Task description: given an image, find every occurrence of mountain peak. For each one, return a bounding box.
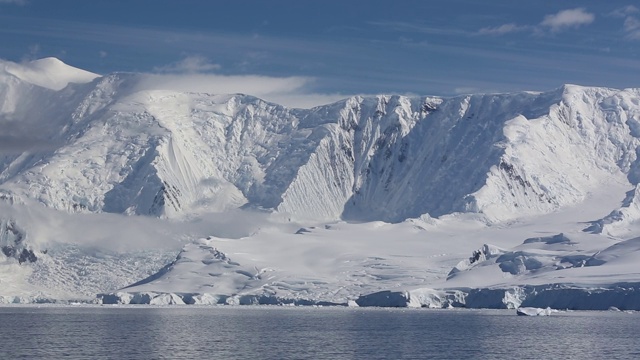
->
[29,57,66,67]
[2,57,100,91]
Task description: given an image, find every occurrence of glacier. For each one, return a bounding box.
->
[2,57,640,309]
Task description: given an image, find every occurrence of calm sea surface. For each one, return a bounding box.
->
[0,306,637,359]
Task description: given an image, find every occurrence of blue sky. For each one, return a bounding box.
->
[1,0,639,106]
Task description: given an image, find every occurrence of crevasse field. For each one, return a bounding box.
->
[1,58,640,309]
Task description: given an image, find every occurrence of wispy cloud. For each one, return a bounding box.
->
[134,73,349,109]
[609,5,639,18]
[624,17,640,39]
[136,73,309,97]
[610,5,640,40]
[153,55,221,74]
[477,23,530,36]
[368,21,471,36]
[1,200,280,253]
[478,8,595,36]
[540,8,595,32]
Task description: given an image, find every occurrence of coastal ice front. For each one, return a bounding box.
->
[1,58,640,309]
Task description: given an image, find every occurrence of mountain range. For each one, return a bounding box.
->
[1,58,640,309]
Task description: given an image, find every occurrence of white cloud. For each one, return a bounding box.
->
[153,55,221,74]
[134,73,349,108]
[99,50,108,58]
[137,73,308,96]
[477,23,529,36]
[610,5,639,18]
[624,16,640,39]
[610,6,640,40]
[1,200,283,253]
[540,8,595,32]
[477,8,594,37]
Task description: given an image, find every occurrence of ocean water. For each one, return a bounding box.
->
[0,306,638,359]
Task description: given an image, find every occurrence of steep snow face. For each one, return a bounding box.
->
[339,93,551,221]
[470,86,640,220]
[1,62,640,223]
[108,90,320,217]
[342,87,640,222]
[0,74,153,213]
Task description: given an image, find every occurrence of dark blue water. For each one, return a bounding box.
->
[0,306,637,359]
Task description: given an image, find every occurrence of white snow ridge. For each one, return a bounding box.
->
[2,57,640,309]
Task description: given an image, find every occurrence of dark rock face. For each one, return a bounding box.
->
[1,220,37,264]
[1,245,37,264]
[18,248,37,264]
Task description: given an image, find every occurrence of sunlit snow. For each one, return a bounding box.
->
[2,58,640,309]
[2,57,99,91]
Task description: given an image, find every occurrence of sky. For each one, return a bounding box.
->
[0,0,639,107]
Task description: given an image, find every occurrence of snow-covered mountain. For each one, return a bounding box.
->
[3,58,639,223]
[2,58,640,308]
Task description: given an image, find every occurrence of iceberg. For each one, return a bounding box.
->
[516,307,553,316]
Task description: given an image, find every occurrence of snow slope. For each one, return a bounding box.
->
[2,58,640,307]
[101,183,640,309]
